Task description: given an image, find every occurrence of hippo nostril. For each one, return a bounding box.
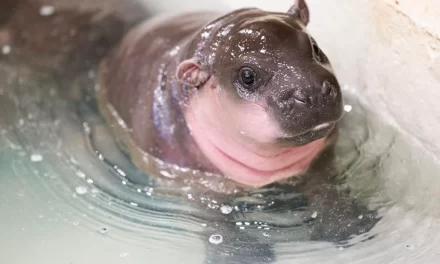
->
[322,81,337,98]
[295,98,307,104]
[293,91,308,105]
[322,81,331,94]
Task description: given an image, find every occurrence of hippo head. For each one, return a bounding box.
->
[176,0,344,187]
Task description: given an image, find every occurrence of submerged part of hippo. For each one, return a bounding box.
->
[97,0,344,188]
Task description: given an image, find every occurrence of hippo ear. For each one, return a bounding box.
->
[176,59,210,88]
[287,0,310,26]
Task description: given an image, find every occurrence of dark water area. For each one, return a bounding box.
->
[1,1,440,264]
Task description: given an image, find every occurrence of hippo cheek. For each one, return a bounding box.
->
[187,79,286,145]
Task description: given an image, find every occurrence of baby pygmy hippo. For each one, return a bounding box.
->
[97,0,344,189]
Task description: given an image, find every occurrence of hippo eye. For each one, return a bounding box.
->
[239,67,257,88]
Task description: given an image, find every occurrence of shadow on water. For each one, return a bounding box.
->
[1,1,440,264]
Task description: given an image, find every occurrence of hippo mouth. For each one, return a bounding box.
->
[279,122,335,146]
[211,137,327,187]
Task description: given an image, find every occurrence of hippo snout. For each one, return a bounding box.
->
[268,80,343,146]
[292,81,339,107]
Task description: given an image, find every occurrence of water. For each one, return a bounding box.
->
[2,3,440,264]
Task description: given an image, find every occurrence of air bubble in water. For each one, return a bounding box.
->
[75,186,87,195]
[76,171,86,178]
[30,154,43,162]
[120,252,129,258]
[99,227,108,234]
[208,234,223,245]
[220,205,233,215]
[406,244,415,250]
[344,104,353,112]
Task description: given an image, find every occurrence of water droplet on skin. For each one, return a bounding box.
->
[169,46,180,56]
[208,234,223,245]
[30,154,43,162]
[75,186,87,195]
[2,45,11,55]
[88,70,95,78]
[39,6,55,16]
[201,32,210,39]
[220,205,233,215]
[99,227,108,234]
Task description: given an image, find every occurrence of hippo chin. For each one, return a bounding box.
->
[97,0,344,188]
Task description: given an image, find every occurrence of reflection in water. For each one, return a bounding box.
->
[1,2,440,264]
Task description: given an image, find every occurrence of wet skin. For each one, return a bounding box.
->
[98,0,344,188]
